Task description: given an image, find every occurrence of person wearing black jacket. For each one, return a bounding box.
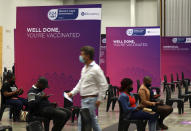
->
[27,77,71,131]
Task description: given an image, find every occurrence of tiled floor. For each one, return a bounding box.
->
[1,89,191,131]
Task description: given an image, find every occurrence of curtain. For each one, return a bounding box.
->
[165,0,191,36]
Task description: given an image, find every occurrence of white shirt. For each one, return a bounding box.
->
[71,61,108,101]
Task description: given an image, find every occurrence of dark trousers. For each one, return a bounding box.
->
[6,97,28,121]
[40,107,71,131]
[129,110,158,131]
[130,110,158,121]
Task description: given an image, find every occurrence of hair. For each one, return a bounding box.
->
[143,76,152,84]
[120,78,133,92]
[7,72,14,81]
[80,46,95,60]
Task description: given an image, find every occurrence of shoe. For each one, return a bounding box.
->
[159,123,168,130]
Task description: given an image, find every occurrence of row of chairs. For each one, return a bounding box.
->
[164,73,191,114]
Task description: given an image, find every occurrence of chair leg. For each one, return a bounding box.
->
[178,105,181,114]
[71,111,75,123]
[112,100,117,111]
[106,99,112,112]
[0,106,6,121]
[189,97,191,108]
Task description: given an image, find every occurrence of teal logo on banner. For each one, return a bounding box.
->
[48,8,78,20]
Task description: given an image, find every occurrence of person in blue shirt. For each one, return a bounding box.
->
[118,78,158,131]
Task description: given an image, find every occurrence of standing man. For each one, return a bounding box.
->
[67,46,108,131]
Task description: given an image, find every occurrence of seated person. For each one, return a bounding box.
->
[118,78,158,131]
[139,76,173,130]
[2,72,28,121]
[27,77,71,131]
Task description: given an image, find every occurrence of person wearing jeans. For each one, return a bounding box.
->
[68,46,108,131]
[78,97,100,131]
[118,78,158,131]
[2,72,28,121]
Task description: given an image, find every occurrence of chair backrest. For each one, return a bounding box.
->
[164,75,167,83]
[177,73,180,81]
[171,74,174,83]
[184,80,189,94]
[133,93,140,103]
[137,80,141,93]
[80,108,92,131]
[106,76,110,84]
[177,84,182,98]
[108,85,119,98]
[166,85,172,102]
[182,72,184,80]
[113,86,119,97]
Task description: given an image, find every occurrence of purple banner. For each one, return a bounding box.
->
[100,34,106,74]
[15,4,101,106]
[106,27,160,91]
[161,37,191,80]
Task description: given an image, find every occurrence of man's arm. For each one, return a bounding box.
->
[70,79,81,96]
[95,68,108,102]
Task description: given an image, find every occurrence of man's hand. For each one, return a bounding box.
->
[95,101,101,108]
[41,94,50,99]
[136,105,144,110]
[18,89,24,95]
[15,89,21,95]
[67,93,73,98]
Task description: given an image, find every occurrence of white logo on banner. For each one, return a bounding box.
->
[102,38,106,43]
[172,38,177,43]
[126,29,133,36]
[48,9,58,20]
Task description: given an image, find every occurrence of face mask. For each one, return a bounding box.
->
[128,87,133,92]
[145,84,151,88]
[79,55,85,63]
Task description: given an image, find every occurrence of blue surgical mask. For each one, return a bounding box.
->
[79,55,85,63]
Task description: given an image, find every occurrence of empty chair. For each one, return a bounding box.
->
[163,75,174,92]
[106,85,119,112]
[165,86,184,114]
[176,84,191,108]
[184,80,191,94]
[182,72,190,86]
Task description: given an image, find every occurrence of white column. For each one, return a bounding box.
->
[130,0,136,26]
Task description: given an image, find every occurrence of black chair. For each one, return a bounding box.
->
[26,112,50,131]
[106,85,119,112]
[182,72,190,86]
[176,84,191,108]
[165,86,184,114]
[133,93,140,104]
[104,77,110,100]
[64,91,80,123]
[80,108,92,131]
[163,75,174,92]
[26,121,43,131]
[0,125,12,131]
[137,80,141,93]
[0,89,13,121]
[184,80,191,94]
[118,100,147,131]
